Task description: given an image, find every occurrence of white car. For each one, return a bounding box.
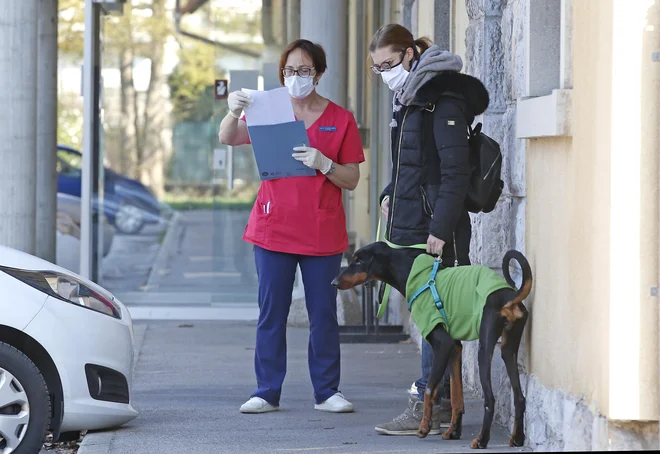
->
[0,245,138,453]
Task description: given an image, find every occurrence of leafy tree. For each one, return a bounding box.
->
[167,41,219,122]
[58,0,85,57]
[58,0,172,195]
[57,97,83,148]
[57,0,264,197]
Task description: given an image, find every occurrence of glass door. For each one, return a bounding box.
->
[89,0,277,319]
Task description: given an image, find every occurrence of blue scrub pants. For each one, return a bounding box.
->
[252,245,343,406]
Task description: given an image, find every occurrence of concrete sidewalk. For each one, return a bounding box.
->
[78,321,527,454]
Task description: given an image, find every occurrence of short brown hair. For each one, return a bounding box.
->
[278,39,328,85]
[368,23,432,60]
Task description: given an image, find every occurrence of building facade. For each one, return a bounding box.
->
[1,0,656,450]
[313,0,660,449]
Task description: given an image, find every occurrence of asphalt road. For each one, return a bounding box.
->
[79,321,526,454]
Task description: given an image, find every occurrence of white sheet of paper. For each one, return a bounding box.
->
[242,87,295,126]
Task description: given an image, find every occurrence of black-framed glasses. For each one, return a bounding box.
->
[370,51,405,74]
[282,66,316,78]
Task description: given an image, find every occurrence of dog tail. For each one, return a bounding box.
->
[500,250,532,327]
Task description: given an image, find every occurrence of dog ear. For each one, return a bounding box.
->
[364,247,385,282]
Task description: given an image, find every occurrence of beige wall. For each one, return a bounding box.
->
[349,146,373,247]
[451,0,468,61]
[526,0,658,420]
[635,0,659,422]
[416,0,435,39]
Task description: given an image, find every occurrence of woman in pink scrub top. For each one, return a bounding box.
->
[219,39,365,415]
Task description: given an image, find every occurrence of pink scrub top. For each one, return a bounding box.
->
[242,101,365,256]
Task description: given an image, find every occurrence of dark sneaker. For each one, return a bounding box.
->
[375,396,452,435]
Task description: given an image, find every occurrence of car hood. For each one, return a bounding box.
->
[0,245,112,297]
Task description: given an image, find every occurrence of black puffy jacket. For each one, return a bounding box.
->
[380,71,489,265]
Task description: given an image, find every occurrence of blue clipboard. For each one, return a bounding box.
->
[247,120,317,180]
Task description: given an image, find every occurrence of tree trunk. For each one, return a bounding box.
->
[119,45,138,178]
[139,0,167,199]
[261,0,281,62]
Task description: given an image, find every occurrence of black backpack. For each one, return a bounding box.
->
[464,122,503,213]
[422,103,503,214]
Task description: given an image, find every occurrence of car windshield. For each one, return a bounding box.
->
[57,149,83,170]
[56,155,81,177]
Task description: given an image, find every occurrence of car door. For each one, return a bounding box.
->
[56,152,82,197]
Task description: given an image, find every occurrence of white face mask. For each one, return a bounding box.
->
[284,75,315,99]
[381,63,409,92]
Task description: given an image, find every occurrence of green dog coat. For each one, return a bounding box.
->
[406,254,514,341]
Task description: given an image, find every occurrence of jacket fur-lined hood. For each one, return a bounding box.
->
[412,71,490,116]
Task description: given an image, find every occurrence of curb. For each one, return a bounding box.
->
[144,211,182,290]
[77,324,149,454]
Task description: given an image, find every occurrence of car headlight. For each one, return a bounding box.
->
[0,266,121,319]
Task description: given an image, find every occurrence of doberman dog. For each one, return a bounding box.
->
[331,241,532,449]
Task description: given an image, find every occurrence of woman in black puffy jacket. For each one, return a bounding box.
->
[368,23,490,436]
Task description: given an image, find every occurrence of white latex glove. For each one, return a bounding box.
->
[292,146,333,173]
[228,91,251,117]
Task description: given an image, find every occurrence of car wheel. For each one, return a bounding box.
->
[0,343,50,454]
[114,203,145,235]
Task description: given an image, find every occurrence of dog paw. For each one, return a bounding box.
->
[509,434,525,447]
[442,426,461,440]
[470,438,488,449]
[418,420,431,438]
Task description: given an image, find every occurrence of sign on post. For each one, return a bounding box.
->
[213,148,227,171]
[214,79,228,99]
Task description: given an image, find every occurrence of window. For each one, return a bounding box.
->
[57,149,83,170]
[517,0,573,138]
[526,0,573,95]
[56,156,81,178]
[527,0,562,97]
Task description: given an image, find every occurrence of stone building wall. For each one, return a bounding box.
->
[460,0,528,434]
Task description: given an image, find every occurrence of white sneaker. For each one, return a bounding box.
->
[409,381,418,396]
[314,392,354,413]
[239,397,279,413]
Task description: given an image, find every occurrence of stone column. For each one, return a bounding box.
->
[464,0,523,269]
[433,0,450,50]
[0,0,38,253]
[300,0,348,107]
[286,0,300,42]
[401,0,416,31]
[461,0,528,430]
[36,0,58,262]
